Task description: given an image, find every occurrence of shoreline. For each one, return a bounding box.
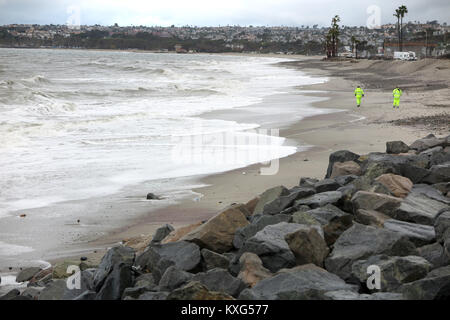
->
[1,54,448,285]
[0,54,327,279]
[0,46,315,59]
[90,57,448,255]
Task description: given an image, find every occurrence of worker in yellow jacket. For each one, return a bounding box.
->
[354,86,365,108]
[393,86,403,109]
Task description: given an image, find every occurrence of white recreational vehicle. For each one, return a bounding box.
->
[393,51,417,61]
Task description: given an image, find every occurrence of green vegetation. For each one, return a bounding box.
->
[0,27,324,55]
[394,5,408,51]
[325,15,340,58]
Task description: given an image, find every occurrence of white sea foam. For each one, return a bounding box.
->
[0,49,327,218]
[0,241,34,256]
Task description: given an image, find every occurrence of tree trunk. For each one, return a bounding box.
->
[400,17,403,51]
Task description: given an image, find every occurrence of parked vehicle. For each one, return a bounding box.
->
[394,51,417,61]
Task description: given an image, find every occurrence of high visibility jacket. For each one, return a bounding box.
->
[354,87,364,97]
[393,88,402,99]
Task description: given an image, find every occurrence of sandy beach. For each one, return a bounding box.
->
[80,56,450,262]
[1,54,448,286]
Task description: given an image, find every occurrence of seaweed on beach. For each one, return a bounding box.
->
[383,113,450,132]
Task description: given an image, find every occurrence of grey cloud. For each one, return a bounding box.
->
[0,0,448,27]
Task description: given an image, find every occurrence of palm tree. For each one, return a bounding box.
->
[398,5,408,51]
[328,15,340,57]
[351,36,356,56]
[351,36,361,59]
[324,15,340,58]
[325,33,332,58]
[394,9,401,51]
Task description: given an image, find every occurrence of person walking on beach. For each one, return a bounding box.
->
[393,86,403,109]
[354,86,364,108]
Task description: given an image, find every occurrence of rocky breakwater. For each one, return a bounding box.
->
[2,133,450,300]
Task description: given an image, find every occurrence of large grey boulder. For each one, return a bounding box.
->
[400,164,431,184]
[93,246,135,291]
[253,186,289,216]
[363,153,429,182]
[16,267,42,283]
[0,289,20,300]
[366,152,430,169]
[167,281,234,300]
[62,269,95,300]
[363,161,397,180]
[411,184,450,205]
[158,266,193,292]
[233,214,291,249]
[238,264,357,300]
[239,222,310,272]
[138,291,169,300]
[326,150,360,179]
[335,174,358,186]
[434,211,450,243]
[433,182,450,195]
[355,209,391,227]
[324,223,417,280]
[294,204,353,246]
[122,273,158,300]
[192,268,245,297]
[181,204,249,253]
[38,280,67,300]
[285,226,329,267]
[400,265,450,300]
[95,263,133,300]
[21,287,45,300]
[351,191,402,216]
[386,141,410,154]
[151,224,174,244]
[314,179,342,193]
[351,255,431,292]
[73,290,97,300]
[294,191,343,209]
[428,149,450,167]
[262,187,315,215]
[122,286,154,300]
[299,177,319,188]
[383,219,436,247]
[201,249,231,271]
[133,273,157,288]
[134,241,201,283]
[409,134,447,153]
[417,243,450,269]
[393,192,449,225]
[422,162,450,184]
[324,290,404,300]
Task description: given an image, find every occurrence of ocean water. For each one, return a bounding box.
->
[0,48,327,219]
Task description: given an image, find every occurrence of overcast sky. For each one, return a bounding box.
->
[0,0,448,27]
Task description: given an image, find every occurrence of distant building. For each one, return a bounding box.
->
[384,41,439,58]
[174,44,187,53]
